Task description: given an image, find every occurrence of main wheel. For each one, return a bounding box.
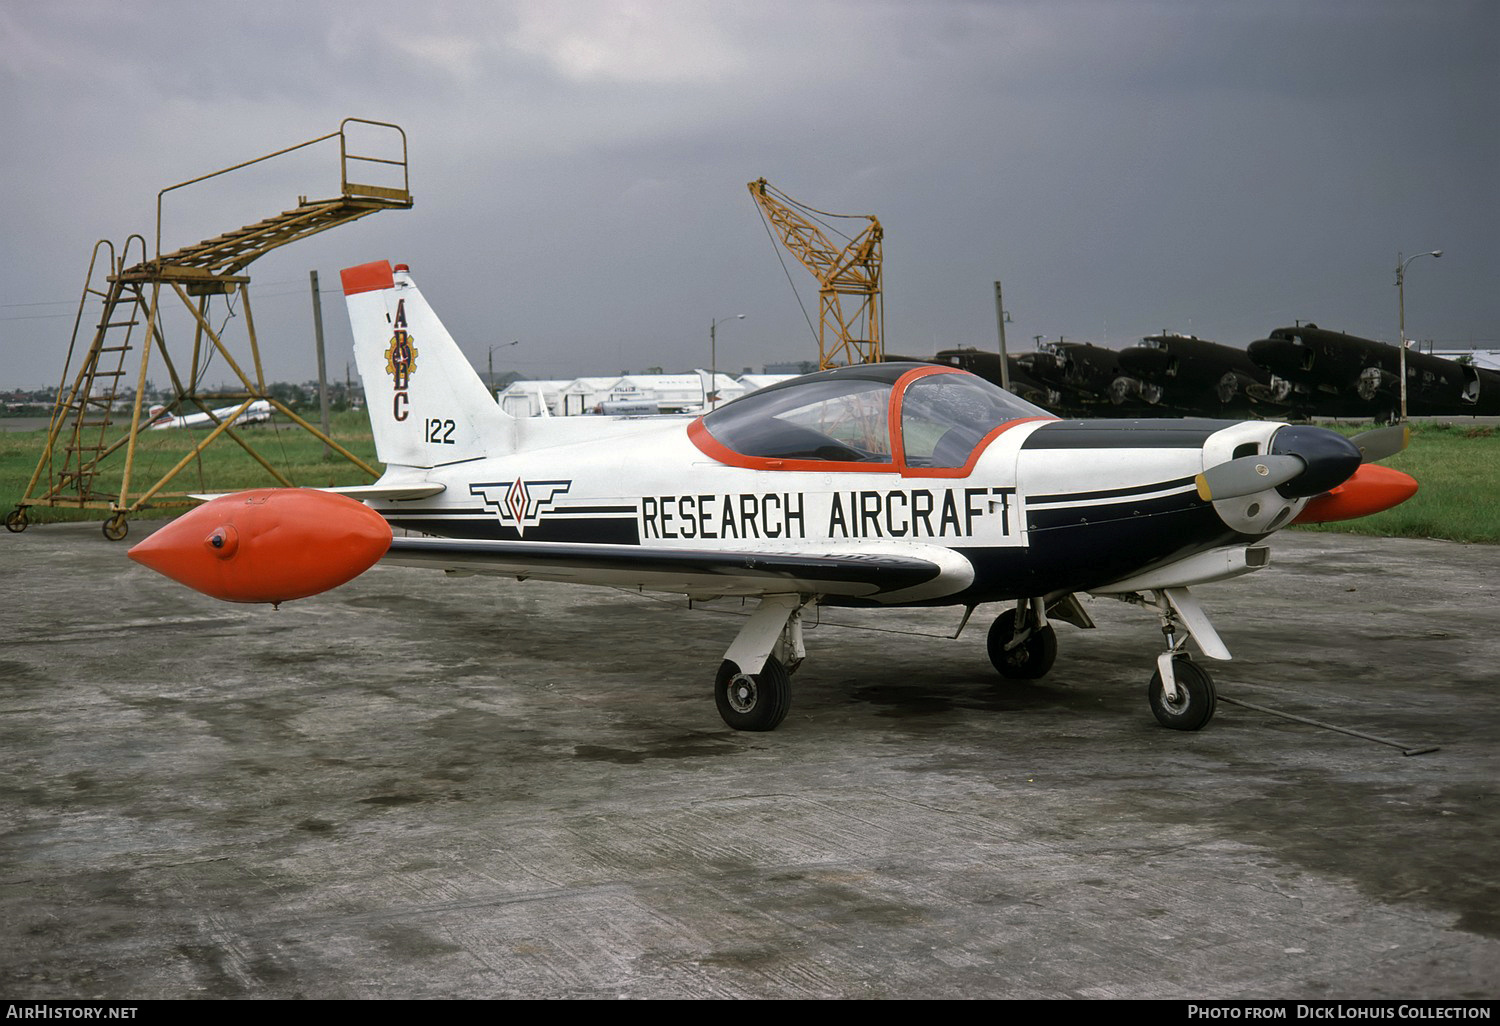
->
[715,656,792,732]
[1148,657,1217,731]
[102,515,129,541]
[987,608,1057,679]
[5,509,26,533]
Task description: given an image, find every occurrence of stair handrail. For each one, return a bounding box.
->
[153,118,409,264]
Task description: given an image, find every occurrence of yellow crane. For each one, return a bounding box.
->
[747,178,883,368]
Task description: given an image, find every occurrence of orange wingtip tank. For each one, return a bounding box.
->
[1290,464,1419,525]
[128,489,393,604]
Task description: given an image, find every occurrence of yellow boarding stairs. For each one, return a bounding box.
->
[8,119,412,539]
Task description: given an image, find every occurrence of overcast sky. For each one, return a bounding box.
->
[2,0,1495,389]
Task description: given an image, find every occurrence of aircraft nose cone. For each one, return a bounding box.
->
[1269,425,1363,497]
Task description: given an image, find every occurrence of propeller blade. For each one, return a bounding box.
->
[1194,453,1306,501]
[1350,424,1410,464]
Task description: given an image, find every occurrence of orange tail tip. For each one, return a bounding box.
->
[128,489,393,604]
[339,260,394,296]
[1291,464,1419,525]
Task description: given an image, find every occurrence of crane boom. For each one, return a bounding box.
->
[747,178,883,368]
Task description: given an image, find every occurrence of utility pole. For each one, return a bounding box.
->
[993,281,1011,391]
[310,270,332,459]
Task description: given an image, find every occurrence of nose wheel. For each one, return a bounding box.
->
[1148,656,1217,731]
[1098,586,1230,731]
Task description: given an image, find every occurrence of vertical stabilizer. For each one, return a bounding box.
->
[341,261,513,468]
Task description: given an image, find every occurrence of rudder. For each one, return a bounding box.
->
[341,261,513,468]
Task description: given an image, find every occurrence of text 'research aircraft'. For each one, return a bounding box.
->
[128,261,1419,734]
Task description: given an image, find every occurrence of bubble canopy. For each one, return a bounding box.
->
[692,363,1053,474]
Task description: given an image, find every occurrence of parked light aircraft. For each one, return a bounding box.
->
[128,261,1419,733]
[146,399,273,430]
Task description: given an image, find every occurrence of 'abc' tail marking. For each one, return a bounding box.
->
[341,261,513,469]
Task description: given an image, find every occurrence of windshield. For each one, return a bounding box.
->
[901,373,1050,468]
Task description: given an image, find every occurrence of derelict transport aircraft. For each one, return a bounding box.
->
[128,261,1420,734]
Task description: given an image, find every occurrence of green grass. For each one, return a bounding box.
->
[2,411,381,527]
[4,415,1496,544]
[1293,421,1500,544]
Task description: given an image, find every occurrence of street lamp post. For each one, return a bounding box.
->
[710,314,746,408]
[1395,250,1441,421]
[488,340,519,395]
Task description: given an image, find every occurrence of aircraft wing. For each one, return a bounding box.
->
[383,536,958,600]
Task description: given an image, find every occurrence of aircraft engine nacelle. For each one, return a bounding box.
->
[128,489,393,605]
[1108,376,1161,406]
[1357,366,1399,402]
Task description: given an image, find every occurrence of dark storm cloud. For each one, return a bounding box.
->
[2,0,1494,388]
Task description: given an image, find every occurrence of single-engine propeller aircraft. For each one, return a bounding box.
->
[146,399,274,430]
[128,261,1420,733]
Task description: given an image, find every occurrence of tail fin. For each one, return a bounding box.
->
[341,261,513,468]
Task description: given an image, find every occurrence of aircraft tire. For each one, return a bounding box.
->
[715,656,791,732]
[1148,658,1217,731]
[987,609,1057,679]
[103,515,128,542]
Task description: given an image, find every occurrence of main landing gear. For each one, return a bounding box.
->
[713,594,809,732]
[986,599,1059,679]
